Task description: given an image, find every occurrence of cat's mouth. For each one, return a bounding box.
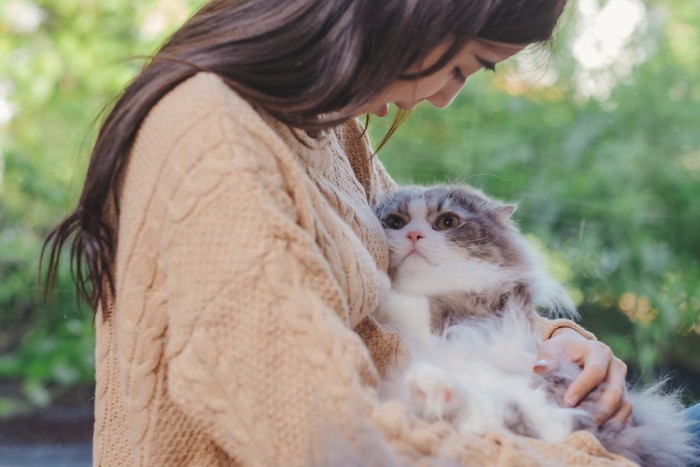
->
[395,248,434,267]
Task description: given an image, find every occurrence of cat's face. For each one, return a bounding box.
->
[375,186,519,274]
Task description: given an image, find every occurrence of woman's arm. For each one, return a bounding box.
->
[160,139,384,465]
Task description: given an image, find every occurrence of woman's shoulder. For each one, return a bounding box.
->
[161,72,250,113]
[135,71,304,177]
[146,72,261,137]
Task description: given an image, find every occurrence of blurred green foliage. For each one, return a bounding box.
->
[0,0,202,415]
[0,0,698,415]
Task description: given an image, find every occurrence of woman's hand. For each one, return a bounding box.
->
[534,327,633,427]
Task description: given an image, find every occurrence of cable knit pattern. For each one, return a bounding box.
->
[93,72,636,466]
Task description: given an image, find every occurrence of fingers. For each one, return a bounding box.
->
[533,352,563,375]
[563,341,612,407]
[564,347,631,427]
[594,358,629,426]
[532,359,550,374]
[533,328,575,374]
[533,343,557,374]
[536,329,634,427]
[538,329,634,427]
[606,397,634,430]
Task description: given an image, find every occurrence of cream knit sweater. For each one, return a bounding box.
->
[94,73,635,466]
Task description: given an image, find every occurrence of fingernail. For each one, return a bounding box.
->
[533,359,549,371]
[564,397,577,408]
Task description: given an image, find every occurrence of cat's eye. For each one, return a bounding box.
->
[435,214,460,230]
[384,214,406,230]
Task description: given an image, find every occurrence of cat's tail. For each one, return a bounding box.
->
[594,381,699,467]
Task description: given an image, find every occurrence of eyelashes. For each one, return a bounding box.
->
[476,57,497,72]
[452,57,497,85]
[452,66,467,84]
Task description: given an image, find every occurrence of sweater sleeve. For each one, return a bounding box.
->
[158,97,396,465]
[156,75,631,467]
[536,315,597,341]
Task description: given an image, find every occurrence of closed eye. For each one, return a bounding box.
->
[476,56,496,72]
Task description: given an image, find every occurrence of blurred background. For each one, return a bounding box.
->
[0,0,698,464]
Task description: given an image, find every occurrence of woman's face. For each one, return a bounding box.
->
[361,40,526,117]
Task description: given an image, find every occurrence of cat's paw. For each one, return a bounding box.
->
[405,362,462,422]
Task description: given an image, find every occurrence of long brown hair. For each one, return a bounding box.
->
[42,0,568,313]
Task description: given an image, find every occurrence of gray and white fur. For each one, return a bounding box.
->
[374,185,697,467]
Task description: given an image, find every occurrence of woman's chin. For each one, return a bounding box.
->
[374,104,389,117]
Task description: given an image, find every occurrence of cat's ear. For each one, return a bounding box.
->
[495,203,517,221]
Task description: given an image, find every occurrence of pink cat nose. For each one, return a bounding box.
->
[407,231,425,244]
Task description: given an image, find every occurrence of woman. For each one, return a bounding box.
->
[44,0,640,465]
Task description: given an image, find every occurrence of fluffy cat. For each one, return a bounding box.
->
[374,184,697,467]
